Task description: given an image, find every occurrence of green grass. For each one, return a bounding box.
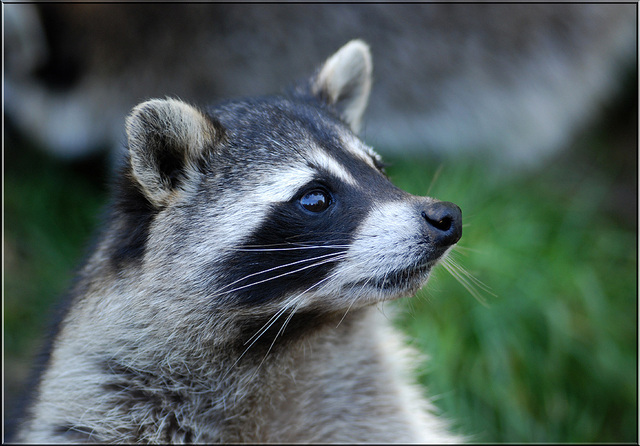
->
[4,141,107,356]
[4,133,109,433]
[4,128,637,442]
[387,153,637,442]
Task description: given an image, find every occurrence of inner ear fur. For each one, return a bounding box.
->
[125,98,220,207]
[311,39,373,134]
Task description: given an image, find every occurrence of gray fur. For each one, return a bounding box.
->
[16,41,463,443]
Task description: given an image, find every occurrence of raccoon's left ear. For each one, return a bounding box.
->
[125,98,221,207]
[311,39,373,133]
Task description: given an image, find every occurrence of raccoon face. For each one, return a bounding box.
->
[120,40,461,316]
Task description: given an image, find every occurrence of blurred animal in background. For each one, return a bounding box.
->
[4,3,635,168]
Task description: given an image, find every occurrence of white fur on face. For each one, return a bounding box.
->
[306,147,359,186]
[256,165,317,203]
[144,133,412,311]
[265,133,360,187]
[148,163,318,259]
[311,199,436,306]
[338,132,384,171]
[342,201,425,278]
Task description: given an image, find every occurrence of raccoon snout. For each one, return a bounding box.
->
[421,201,462,247]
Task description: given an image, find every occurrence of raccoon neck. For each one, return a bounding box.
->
[215,305,427,443]
[29,261,427,444]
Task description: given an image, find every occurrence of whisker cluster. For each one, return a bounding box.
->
[441,254,495,306]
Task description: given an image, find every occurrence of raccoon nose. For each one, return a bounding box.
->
[421,201,462,247]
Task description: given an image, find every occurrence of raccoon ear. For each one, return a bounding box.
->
[311,39,373,133]
[125,98,220,207]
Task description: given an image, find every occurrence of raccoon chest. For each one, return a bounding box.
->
[229,309,419,443]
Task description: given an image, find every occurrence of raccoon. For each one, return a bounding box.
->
[15,40,463,443]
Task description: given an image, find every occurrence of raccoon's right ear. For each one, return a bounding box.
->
[310,39,373,134]
[125,98,221,207]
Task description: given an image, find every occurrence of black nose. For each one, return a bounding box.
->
[421,201,462,247]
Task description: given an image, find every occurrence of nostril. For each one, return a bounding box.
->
[421,210,452,232]
[421,201,462,247]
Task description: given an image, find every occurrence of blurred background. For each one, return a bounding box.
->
[4,3,637,442]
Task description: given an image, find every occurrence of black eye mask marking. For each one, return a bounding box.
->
[217,182,370,307]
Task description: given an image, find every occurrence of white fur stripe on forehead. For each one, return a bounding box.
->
[256,166,316,202]
[339,132,383,169]
[306,149,358,186]
[252,155,356,203]
[264,135,359,189]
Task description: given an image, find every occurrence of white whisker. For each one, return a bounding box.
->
[441,256,494,306]
[450,244,482,254]
[336,267,375,328]
[445,256,494,295]
[220,300,298,383]
[242,302,296,347]
[229,269,346,391]
[228,244,350,252]
[214,252,348,296]
[426,163,444,196]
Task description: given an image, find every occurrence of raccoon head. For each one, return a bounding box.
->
[120,40,461,319]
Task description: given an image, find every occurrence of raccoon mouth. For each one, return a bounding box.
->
[348,261,435,294]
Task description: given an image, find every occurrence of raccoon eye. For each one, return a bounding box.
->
[299,189,332,213]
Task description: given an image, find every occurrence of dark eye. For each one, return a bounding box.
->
[299,189,332,213]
